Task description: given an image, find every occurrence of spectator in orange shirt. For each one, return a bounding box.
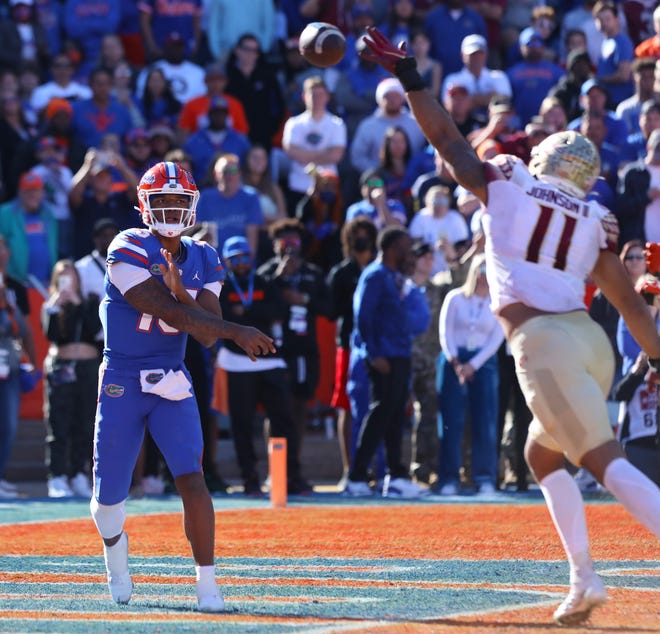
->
[177,62,249,145]
[635,6,660,59]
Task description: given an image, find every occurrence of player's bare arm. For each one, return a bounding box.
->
[124,275,274,359]
[591,249,660,358]
[361,26,488,204]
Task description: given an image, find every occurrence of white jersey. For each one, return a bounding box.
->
[482,155,619,313]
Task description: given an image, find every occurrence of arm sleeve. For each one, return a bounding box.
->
[108,262,151,295]
[439,291,459,361]
[355,271,384,360]
[468,319,505,371]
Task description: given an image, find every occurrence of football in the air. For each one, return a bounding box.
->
[298,22,346,68]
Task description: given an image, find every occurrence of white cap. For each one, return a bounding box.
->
[375,77,405,103]
[461,34,487,55]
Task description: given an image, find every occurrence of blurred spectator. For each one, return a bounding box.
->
[182,96,251,184]
[0,170,57,286]
[17,61,40,128]
[68,148,137,259]
[136,66,179,128]
[241,144,287,228]
[437,254,504,495]
[205,0,275,64]
[337,2,376,72]
[63,0,121,79]
[423,0,487,77]
[282,76,347,212]
[408,240,444,484]
[41,259,101,498]
[0,94,37,201]
[147,121,176,162]
[70,68,133,152]
[30,53,92,115]
[111,61,145,130]
[117,0,145,67]
[379,0,422,53]
[616,57,657,135]
[580,112,620,188]
[377,125,412,206]
[99,34,129,77]
[408,184,470,275]
[548,48,593,121]
[225,33,285,150]
[539,96,569,132]
[346,168,408,228]
[560,0,603,66]
[0,235,38,499]
[634,5,660,58]
[123,128,157,178]
[31,136,74,258]
[468,95,518,156]
[218,235,308,495]
[278,36,323,117]
[257,218,332,464]
[621,99,660,164]
[593,1,635,107]
[617,128,660,244]
[177,62,249,142]
[507,27,565,126]
[195,153,263,255]
[408,29,442,101]
[75,217,118,307]
[466,0,505,67]
[333,38,389,139]
[442,81,482,139]
[138,0,202,63]
[326,218,378,488]
[0,0,50,77]
[135,33,206,105]
[410,150,458,212]
[295,167,343,273]
[35,0,65,59]
[507,5,561,67]
[349,77,425,175]
[442,34,512,117]
[345,225,430,498]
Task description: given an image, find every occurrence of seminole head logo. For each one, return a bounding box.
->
[104,384,125,398]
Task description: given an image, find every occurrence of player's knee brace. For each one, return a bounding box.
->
[90,498,126,539]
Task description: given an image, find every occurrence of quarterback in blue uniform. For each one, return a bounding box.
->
[90,161,274,612]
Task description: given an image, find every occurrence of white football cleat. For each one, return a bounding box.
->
[382,476,431,499]
[196,582,225,612]
[70,472,93,498]
[553,572,608,626]
[104,532,133,604]
[48,476,73,498]
[343,479,374,497]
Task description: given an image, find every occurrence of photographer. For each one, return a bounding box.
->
[41,259,102,498]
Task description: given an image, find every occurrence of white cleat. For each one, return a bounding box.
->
[382,476,431,499]
[48,476,73,498]
[196,585,225,612]
[69,472,93,498]
[342,479,374,497]
[104,532,133,604]
[553,573,608,626]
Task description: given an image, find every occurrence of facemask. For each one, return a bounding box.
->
[353,236,371,252]
[319,190,336,203]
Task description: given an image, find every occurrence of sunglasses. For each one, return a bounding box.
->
[624,254,645,261]
[366,178,384,188]
[228,254,251,265]
[221,167,240,175]
[279,237,301,249]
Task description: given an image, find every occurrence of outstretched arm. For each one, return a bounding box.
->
[360,27,488,203]
[361,27,488,204]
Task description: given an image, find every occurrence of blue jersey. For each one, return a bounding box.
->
[101,229,224,370]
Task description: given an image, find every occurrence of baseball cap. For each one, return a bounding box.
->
[205,62,226,78]
[222,236,251,259]
[411,240,433,257]
[489,94,514,114]
[19,171,43,190]
[209,96,229,111]
[126,128,149,144]
[375,77,405,103]
[519,27,544,48]
[92,217,119,236]
[461,34,487,55]
[148,123,175,140]
[446,79,469,96]
[580,78,607,96]
[45,97,72,120]
[566,48,591,70]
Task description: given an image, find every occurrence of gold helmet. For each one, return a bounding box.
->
[528,130,600,198]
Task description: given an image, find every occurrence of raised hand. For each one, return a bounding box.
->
[359,26,409,74]
[644,242,660,274]
[159,247,186,300]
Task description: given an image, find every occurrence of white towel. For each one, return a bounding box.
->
[139,369,193,401]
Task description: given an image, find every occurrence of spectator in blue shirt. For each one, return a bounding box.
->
[182,96,251,185]
[345,225,431,499]
[593,1,634,108]
[194,153,263,257]
[423,0,486,77]
[507,28,565,126]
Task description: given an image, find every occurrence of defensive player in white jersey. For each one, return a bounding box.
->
[90,162,274,612]
[362,27,660,626]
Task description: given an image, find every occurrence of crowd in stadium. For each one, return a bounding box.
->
[0,0,659,502]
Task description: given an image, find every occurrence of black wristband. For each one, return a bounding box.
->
[649,357,660,373]
[394,57,426,93]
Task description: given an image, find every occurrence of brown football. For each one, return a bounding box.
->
[299,22,346,68]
